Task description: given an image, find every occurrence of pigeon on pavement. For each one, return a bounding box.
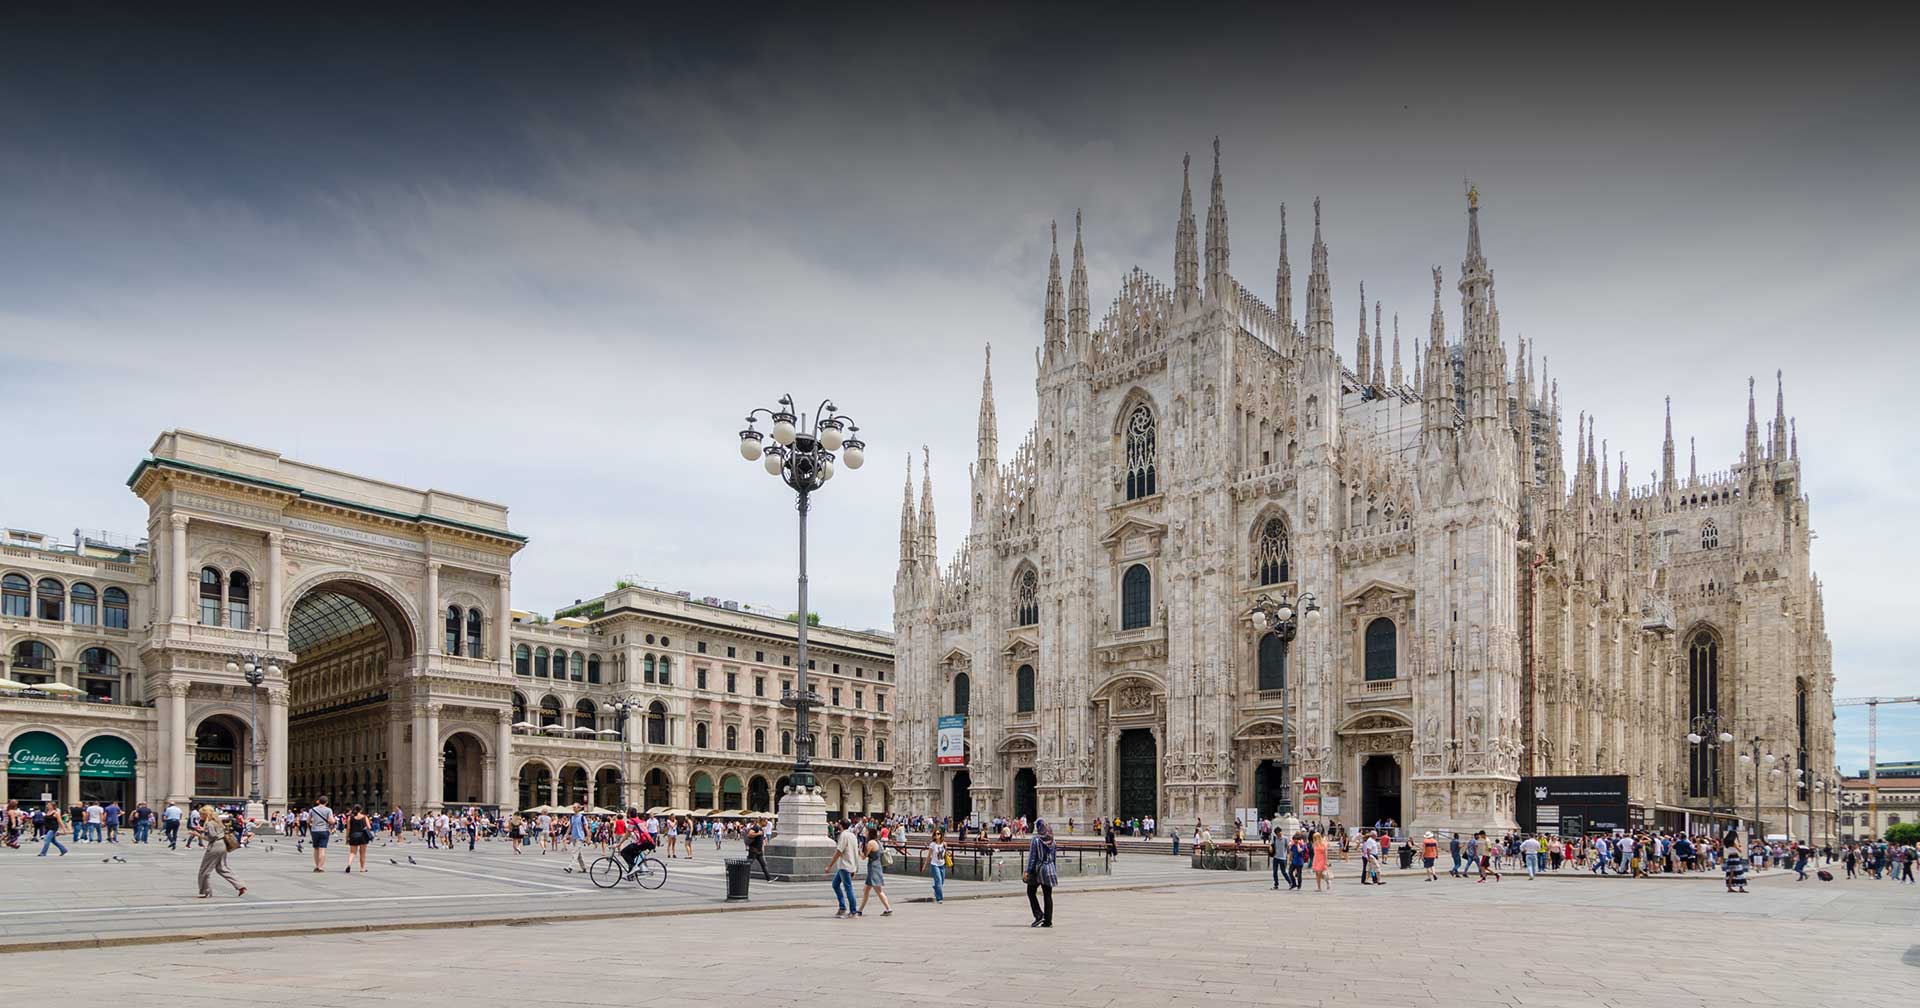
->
[406,855,417,864]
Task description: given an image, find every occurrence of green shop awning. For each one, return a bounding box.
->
[80,735,136,779]
[8,731,67,777]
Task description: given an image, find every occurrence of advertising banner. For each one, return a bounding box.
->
[937,715,966,766]
[79,735,136,779]
[8,731,67,778]
[1301,775,1321,816]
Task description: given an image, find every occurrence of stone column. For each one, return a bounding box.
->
[424,562,441,655]
[482,756,497,805]
[65,756,81,807]
[169,514,190,623]
[389,712,410,811]
[496,576,512,663]
[164,682,190,801]
[265,532,283,634]
[548,770,560,806]
[423,704,441,809]
[495,711,514,809]
[266,687,289,810]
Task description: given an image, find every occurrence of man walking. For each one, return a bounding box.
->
[825,819,861,917]
[1449,832,1464,877]
[163,801,182,849]
[744,820,772,881]
[307,796,335,872]
[1521,833,1541,879]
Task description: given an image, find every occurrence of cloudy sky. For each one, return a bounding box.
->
[2,7,1914,766]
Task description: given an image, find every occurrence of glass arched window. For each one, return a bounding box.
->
[1121,564,1151,630]
[227,571,250,629]
[587,655,601,684]
[511,692,527,723]
[570,652,585,682]
[1258,632,1287,691]
[10,640,52,679]
[539,695,563,726]
[725,725,738,751]
[552,649,568,682]
[643,654,656,683]
[466,608,484,658]
[38,577,65,622]
[1,574,29,617]
[445,605,463,655]
[534,646,550,677]
[696,723,710,749]
[1701,520,1719,549]
[754,728,766,753]
[1687,630,1720,797]
[876,738,886,763]
[70,582,98,625]
[1125,403,1157,500]
[1016,664,1036,714]
[1363,618,1396,681]
[1015,568,1039,626]
[575,698,596,731]
[103,587,129,629]
[197,568,221,625]
[781,730,792,755]
[1257,518,1290,585]
[657,657,671,685]
[853,736,865,762]
[953,672,970,717]
[81,646,118,675]
[647,701,667,745]
[514,644,531,676]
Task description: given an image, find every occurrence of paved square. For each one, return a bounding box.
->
[5,839,1913,1006]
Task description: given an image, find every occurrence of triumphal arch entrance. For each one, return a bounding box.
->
[130,431,524,815]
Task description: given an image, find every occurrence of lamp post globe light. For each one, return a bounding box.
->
[226,651,279,821]
[738,394,865,880]
[1245,590,1319,837]
[607,694,644,810]
[1683,711,1735,838]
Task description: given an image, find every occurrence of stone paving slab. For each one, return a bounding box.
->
[9,873,1902,1008]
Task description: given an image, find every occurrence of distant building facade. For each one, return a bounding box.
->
[892,144,1835,839]
[1,430,892,816]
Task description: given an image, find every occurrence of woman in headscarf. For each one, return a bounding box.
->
[1025,818,1058,927]
[193,805,246,899]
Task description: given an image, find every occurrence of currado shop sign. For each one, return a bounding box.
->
[8,731,68,776]
[80,736,136,779]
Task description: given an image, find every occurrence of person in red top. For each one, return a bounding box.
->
[1421,832,1440,881]
[618,808,655,871]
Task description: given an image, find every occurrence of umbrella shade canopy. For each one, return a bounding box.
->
[663,808,693,817]
[646,806,669,816]
[689,808,715,817]
[570,726,597,734]
[511,721,539,729]
[541,724,567,732]
[0,678,33,690]
[33,682,85,694]
[711,810,741,819]
[594,728,622,736]
[586,806,619,816]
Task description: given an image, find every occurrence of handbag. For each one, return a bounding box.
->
[222,831,240,852]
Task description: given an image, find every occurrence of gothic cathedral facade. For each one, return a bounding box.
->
[891,143,1836,839]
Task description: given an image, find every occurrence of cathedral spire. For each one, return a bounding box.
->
[1043,221,1065,362]
[899,455,916,564]
[1356,282,1371,381]
[1174,153,1199,310]
[1412,337,1423,392]
[1791,418,1799,461]
[1744,376,1760,467]
[977,344,998,465]
[1772,370,1788,461]
[1618,452,1629,504]
[1275,203,1293,333]
[1601,439,1610,499]
[1689,436,1698,486]
[1305,197,1332,350]
[1661,396,1676,491]
[1371,300,1386,388]
[1390,313,1404,387]
[917,447,937,560]
[1068,210,1089,350]
[1203,137,1229,299]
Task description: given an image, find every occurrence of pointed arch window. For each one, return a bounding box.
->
[1125,404,1157,500]
[1120,564,1152,630]
[646,701,668,745]
[1015,568,1039,626]
[1687,630,1720,797]
[953,672,971,717]
[197,568,220,625]
[103,587,129,629]
[70,582,98,625]
[1257,518,1291,585]
[1701,519,1719,549]
[466,608,484,658]
[1258,632,1288,691]
[1363,617,1397,681]
[445,605,464,655]
[1015,664,1036,714]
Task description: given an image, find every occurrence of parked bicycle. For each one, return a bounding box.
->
[588,850,668,889]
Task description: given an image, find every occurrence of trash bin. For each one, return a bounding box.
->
[724,858,751,901]
[1399,844,1414,870]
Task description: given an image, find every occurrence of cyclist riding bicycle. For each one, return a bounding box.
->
[619,807,656,872]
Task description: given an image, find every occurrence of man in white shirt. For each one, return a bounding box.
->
[1361,833,1382,884]
[84,803,106,842]
[162,802,183,849]
[306,797,335,872]
[825,820,862,917]
[1520,834,1542,878]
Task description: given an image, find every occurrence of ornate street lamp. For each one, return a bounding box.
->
[1684,711,1735,838]
[1245,591,1319,834]
[738,394,865,878]
[225,651,279,818]
[1739,742,1775,844]
[607,693,645,809]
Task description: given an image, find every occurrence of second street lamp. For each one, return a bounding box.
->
[1245,590,1319,836]
[1684,712,1735,838]
[739,393,865,880]
[607,693,644,809]
[225,650,279,821]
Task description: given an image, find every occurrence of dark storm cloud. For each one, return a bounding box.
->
[0,5,1914,760]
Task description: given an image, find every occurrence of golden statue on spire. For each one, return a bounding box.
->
[1465,178,1480,209]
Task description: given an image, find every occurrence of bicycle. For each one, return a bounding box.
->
[588,850,667,890]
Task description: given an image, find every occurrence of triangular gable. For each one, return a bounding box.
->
[1340,577,1414,605]
[1098,514,1167,546]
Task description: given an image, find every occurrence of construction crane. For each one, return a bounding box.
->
[1837,695,1920,837]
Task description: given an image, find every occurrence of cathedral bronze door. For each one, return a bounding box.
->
[1014,768,1038,822]
[1117,729,1157,821]
[1361,754,1401,827]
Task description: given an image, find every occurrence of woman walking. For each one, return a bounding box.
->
[344,805,374,873]
[1025,819,1058,927]
[857,824,894,916]
[928,828,949,903]
[1310,829,1330,891]
[193,805,245,898]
